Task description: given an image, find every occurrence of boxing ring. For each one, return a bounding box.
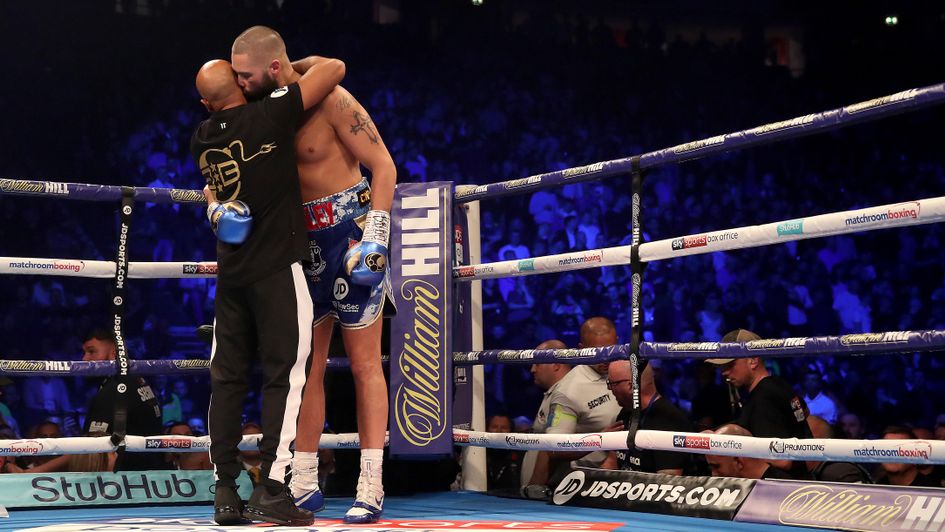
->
[2,83,945,531]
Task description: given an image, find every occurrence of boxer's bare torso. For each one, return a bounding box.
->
[294,86,379,203]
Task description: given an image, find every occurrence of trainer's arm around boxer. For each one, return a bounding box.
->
[297,58,346,111]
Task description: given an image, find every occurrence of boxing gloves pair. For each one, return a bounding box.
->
[207,201,252,244]
[344,210,390,287]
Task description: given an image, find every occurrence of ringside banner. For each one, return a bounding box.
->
[552,467,754,521]
[389,182,453,456]
[0,470,253,508]
[735,479,945,531]
[451,204,474,430]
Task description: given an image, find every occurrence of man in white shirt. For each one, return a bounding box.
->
[520,318,621,493]
[803,371,837,424]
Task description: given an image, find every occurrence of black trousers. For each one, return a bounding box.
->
[209,262,313,487]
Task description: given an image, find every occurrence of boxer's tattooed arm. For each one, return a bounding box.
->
[349,111,380,144]
[336,95,353,112]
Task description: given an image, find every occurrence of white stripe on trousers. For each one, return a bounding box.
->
[268,262,314,482]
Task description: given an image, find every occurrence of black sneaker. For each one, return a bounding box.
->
[214,484,250,526]
[245,484,314,526]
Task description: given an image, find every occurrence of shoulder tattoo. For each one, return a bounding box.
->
[349,111,379,144]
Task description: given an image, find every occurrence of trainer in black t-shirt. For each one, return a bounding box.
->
[86,376,164,471]
[190,83,309,285]
[617,397,699,474]
[738,375,812,440]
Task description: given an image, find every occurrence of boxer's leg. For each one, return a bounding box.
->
[290,316,334,511]
[341,316,387,523]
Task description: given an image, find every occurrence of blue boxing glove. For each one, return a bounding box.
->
[344,210,390,286]
[207,201,253,244]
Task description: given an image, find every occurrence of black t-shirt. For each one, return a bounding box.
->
[85,376,164,471]
[738,376,812,439]
[190,83,309,285]
[617,398,696,473]
[761,465,800,480]
[813,461,873,484]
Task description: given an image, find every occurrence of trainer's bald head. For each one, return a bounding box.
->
[196,60,244,111]
[715,423,752,438]
[580,316,617,348]
[536,339,567,350]
[232,25,287,63]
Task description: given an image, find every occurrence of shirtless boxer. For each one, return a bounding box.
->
[231,26,396,524]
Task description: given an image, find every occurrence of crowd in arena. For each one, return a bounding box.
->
[0,1,943,489]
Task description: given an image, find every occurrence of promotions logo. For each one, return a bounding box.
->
[457,266,475,278]
[505,435,540,448]
[769,441,825,455]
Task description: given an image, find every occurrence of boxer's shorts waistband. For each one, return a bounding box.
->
[302,178,371,232]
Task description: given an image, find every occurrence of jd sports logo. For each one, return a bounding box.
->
[553,470,586,505]
[334,278,349,300]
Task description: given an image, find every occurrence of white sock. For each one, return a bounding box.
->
[347,449,384,515]
[290,451,319,497]
[360,448,384,483]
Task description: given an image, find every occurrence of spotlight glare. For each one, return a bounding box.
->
[885,15,898,26]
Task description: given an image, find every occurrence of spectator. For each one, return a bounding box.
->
[165,421,211,470]
[521,331,620,492]
[839,412,867,440]
[602,360,698,476]
[485,414,521,491]
[0,377,21,437]
[806,415,872,483]
[705,424,800,480]
[876,426,939,487]
[802,371,837,424]
[21,421,63,469]
[82,329,164,471]
[707,329,811,476]
[21,375,73,430]
[240,422,264,486]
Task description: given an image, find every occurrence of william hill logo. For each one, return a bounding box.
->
[395,187,448,447]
